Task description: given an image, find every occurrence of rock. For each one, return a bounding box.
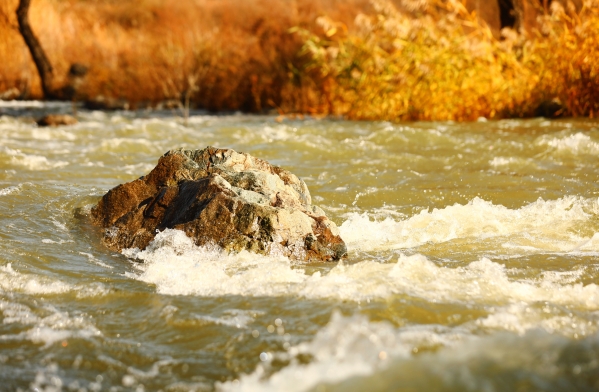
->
[36,114,78,127]
[91,147,347,262]
[535,99,564,119]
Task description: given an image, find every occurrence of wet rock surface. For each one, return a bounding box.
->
[91,147,347,262]
[36,114,77,127]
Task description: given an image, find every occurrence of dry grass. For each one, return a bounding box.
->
[295,0,599,121]
[1,0,597,120]
[530,1,599,117]
[0,0,372,111]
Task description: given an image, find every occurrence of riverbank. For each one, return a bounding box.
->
[1,0,597,120]
[302,0,599,121]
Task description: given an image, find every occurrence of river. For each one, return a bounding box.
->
[1,100,599,391]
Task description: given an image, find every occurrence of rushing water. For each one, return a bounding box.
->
[1,100,599,392]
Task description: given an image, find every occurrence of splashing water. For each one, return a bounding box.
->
[1,102,599,390]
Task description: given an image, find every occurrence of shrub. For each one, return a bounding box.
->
[294,0,599,121]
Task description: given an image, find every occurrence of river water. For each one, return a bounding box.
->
[1,100,599,391]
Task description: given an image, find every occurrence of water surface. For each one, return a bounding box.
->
[1,101,599,391]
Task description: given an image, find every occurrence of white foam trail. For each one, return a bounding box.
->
[0,263,107,297]
[0,300,102,348]
[0,184,22,196]
[127,230,599,310]
[99,137,157,153]
[489,156,534,168]
[219,310,599,392]
[0,100,74,110]
[340,196,599,252]
[31,128,77,141]
[217,311,469,392]
[474,303,599,337]
[160,305,260,329]
[232,124,333,150]
[1,146,68,171]
[537,132,599,155]
[123,231,307,297]
[387,255,599,309]
[0,263,71,295]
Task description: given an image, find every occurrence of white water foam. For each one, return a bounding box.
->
[537,132,599,155]
[126,230,599,310]
[219,310,599,392]
[160,305,261,329]
[232,124,333,150]
[474,303,599,337]
[0,183,23,196]
[1,146,68,171]
[0,263,72,295]
[339,196,599,252]
[489,156,536,169]
[98,137,158,153]
[217,311,470,392]
[0,263,107,297]
[0,100,69,109]
[0,300,102,348]
[31,127,77,141]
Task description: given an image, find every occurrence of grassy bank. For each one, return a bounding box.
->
[297,0,599,121]
[0,0,372,111]
[1,0,598,120]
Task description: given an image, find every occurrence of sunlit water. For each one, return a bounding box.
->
[1,101,599,391]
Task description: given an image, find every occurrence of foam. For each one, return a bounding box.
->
[98,137,157,152]
[232,124,334,150]
[0,100,48,108]
[0,300,102,348]
[0,300,40,325]
[31,128,77,141]
[219,310,599,392]
[161,305,260,329]
[126,230,599,310]
[217,311,469,392]
[2,146,68,171]
[489,156,534,168]
[537,132,599,155]
[124,230,307,297]
[313,328,595,392]
[339,196,599,252]
[0,263,72,295]
[387,255,599,309]
[0,263,108,297]
[0,184,22,196]
[79,252,114,269]
[474,303,599,337]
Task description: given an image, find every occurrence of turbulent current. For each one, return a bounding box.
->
[1,101,599,391]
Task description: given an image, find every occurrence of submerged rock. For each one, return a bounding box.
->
[91,147,347,262]
[36,114,77,127]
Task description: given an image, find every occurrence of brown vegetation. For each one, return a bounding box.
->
[0,0,373,111]
[0,0,597,120]
[297,0,599,121]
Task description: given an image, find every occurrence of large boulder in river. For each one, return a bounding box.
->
[91,147,347,262]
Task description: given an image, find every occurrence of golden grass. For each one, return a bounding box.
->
[0,0,597,120]
[295,0,599,121]
[0,0,372,111]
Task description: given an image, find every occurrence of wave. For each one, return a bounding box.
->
[125,228,599,310]
[217,311,599,392]
[339,196,599,252]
